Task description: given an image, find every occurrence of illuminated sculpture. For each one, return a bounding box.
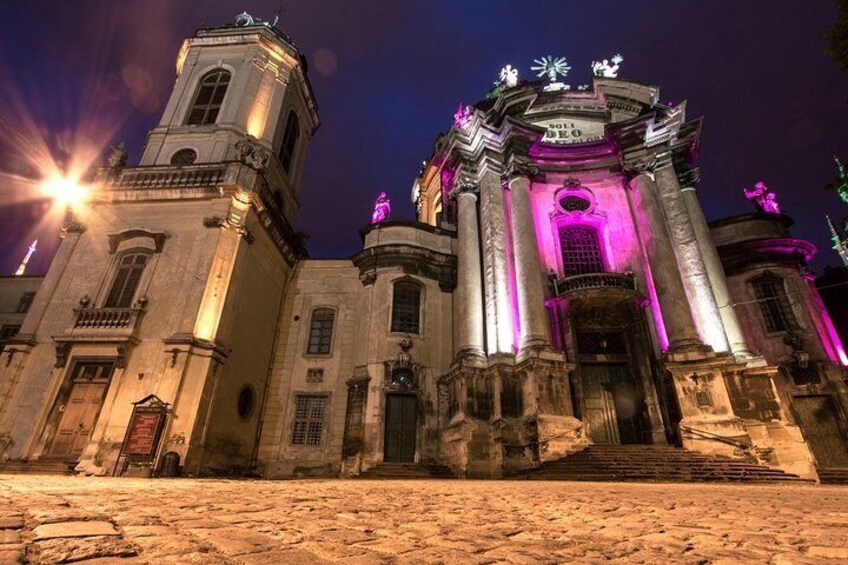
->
[826,156,848,205]
[743,181,781,215]
[497,65,519,88]
[453,103,472,130]
[371,192,391,224]
[531,56,571,92]
[591,54,624,78]
[14,239,37,276]
[827,215,848,267]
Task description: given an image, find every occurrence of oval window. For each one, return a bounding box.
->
[559,195,590,212]
[170,148,198,166]
[237,386,254,420]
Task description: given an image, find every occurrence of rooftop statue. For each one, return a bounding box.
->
[591,54,624,78]
[743,181,781,215]
[371,192,391,224]
[531,56,571,92]
[497,65,519,88]
[453,104,472,130]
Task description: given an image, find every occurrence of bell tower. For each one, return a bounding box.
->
[140,12,319,220]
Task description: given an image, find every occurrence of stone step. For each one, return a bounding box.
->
[818,468,848,484]
[355,463,456,480]
[512,446,807,484]
[0,459,76,475]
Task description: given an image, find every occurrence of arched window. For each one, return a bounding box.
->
[306,308,335,354]
[750,272,797,333]
[391,281,421,334]
[186,69,231,125]
[559,225,605,276]
[104,252,149,308]
[279,110,300,173]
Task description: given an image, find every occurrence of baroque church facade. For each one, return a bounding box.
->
[1,15,847,481]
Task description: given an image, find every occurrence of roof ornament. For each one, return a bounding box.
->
[591,54,624,78]
[531,56,571,92]
[233,11,279,29]
[453,103,473,130]
[497,65,519,88]
[826,155,848,205]
[371,192,391,224]
[826,215,848,266]
[14,239,37,276]
[743,181,781,215]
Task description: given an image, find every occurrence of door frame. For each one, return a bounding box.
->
[789,393,848,468]
[41,357,116,460]
[577,360,650,445]
[382,392,419,463]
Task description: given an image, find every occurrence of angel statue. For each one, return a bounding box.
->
[497,65,519,88]
[371,192,391,224]
[743,181,781,215]
[591,54,624,78]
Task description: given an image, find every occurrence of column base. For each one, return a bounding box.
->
[667,339,714,362]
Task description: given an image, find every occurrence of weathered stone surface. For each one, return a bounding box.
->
[28,536,136,564]
[0,531,20,545]
[2,475,848,564]
[33,520,119,540]
[0,549,22,565]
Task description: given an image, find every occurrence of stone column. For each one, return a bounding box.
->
[680,184,754,358]
[504,163,550,350]
[653,162,729,353]
[478,167,514,354]
[453,186,486,358]
[628,172,703,352]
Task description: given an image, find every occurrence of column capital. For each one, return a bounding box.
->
[501,158,538,186]
[449,181,479,201]
[623,151,673,184]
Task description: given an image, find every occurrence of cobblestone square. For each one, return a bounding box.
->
[1,475,847,564]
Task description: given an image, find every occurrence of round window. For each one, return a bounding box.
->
[559,195,590,212]
[170,148,197,166]
[237,386,254,420]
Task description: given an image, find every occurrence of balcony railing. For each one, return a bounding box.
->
[552,272,635,296]
[106,165,228,190]
[73,308,143,331]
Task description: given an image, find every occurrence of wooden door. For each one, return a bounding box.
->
[49,363,112,457]
[580,365,619,444]
[793,396,848,468]
[608,364,646,445]
[384,394,417,462]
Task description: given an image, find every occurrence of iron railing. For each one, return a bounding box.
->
[552,272,635,296]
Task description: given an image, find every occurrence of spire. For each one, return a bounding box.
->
[14,239,37,276]
[827,215,848,267]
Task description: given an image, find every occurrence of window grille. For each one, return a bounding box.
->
[306,309,335,354]
[291,395,327,446]
[104,253,148,308]
[391,281,421,334]
[750,273,797,333]
[559,225,605,276]
[187,70,231,125]
[279,111,300,173]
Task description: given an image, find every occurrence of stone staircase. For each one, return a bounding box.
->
[512,445,809,483]
[818,468,848,485]
[354,462,456,480]
[0,459,76,476]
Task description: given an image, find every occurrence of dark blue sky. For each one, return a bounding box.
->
[0,1,846,274]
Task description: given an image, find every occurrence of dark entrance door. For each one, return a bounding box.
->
[384,394,417,462]
[793,396,848,468]
[580,363,647,445]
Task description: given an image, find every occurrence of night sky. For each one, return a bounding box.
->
[0,1,846,275]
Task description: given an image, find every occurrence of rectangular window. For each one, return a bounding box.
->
[0,324,21,353]
[306,309,335,355]
[391,282,421,334]
[751,274,797,333]
[16,292,35,314]
[104,254,148,308]
[291,395,327,446]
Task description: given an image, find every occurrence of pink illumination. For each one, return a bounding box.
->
[807,278,848,366]
[453,103,472,130]
[371,192,391,224]
[744,181,780,215]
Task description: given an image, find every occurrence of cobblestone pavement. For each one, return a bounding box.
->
[1,476,847,564]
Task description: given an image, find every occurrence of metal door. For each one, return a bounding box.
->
[384,394,417,462]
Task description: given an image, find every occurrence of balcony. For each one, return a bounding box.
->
[552,272,636,296]
[68,307,144,339]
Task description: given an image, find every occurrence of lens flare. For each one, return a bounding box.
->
[41,176,89,209]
